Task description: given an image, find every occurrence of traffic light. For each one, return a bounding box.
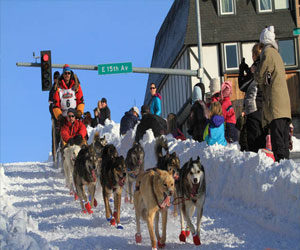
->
[40,50,52,91]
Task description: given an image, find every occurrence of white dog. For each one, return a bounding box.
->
[63,145,81,194]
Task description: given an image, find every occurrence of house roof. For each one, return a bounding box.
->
[144,0,297,105]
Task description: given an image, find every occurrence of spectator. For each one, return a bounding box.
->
[203,101,227,146]
[52,64,85,123]
[167,113,186,140]
[235,112,248,151]
[120,106,140,136]
[254,25,291,162]
[221,81,238,142]
[238,43,266,152]
[60,108,87,147]
[97,100,102,113]
[149,83,162,116]
[187,86,209,142]
[192,82,205,105]
[206,78,221,108]
[141,104,150,117]
[91,108,101,128]
[99,97,111,125]
[83,111,92,127]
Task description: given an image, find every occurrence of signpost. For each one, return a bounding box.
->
[98,62,132,75]
[293,28,300,36]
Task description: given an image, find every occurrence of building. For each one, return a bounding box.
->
[144,0,300,135]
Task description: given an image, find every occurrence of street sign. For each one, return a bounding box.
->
[293,28,300,36]
[98,62,132,75]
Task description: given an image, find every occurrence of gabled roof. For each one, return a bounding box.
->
[144,0,297,105]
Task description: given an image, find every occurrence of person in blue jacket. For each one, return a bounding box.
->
[120,106,140,136]
[149,83,162,116]
[203,101,227,146]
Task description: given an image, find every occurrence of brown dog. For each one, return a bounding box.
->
[100,144,127,229]
[134,169,175,249]
[73,144,98,214]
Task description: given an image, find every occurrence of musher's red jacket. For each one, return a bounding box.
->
[53,75,84,120]
[60,119,87,144]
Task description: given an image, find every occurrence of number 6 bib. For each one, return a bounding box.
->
[59,88,77,116]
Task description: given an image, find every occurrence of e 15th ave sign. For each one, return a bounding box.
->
[293,28,300,36]
[98,62,132,75]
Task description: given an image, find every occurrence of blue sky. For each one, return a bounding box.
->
[0,0,174,163]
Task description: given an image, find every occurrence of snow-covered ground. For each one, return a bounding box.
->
[1,120,300,250]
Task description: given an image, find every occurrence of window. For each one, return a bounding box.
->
[224,43,239,71]
[278,39,297,67]
[257,0,272,12]
[274,0,289,9]
[219,0,235,15]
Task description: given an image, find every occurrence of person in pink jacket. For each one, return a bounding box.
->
[221,81,238,142]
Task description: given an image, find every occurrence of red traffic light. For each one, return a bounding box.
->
[43,54,49,62]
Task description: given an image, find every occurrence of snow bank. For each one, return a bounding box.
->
[89,120,300,237]
[0,163,51,249]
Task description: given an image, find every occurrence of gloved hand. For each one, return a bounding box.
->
[73,135,83,145]
[68,137,75,146]
[76,110,83,119]
[239,58,249,73]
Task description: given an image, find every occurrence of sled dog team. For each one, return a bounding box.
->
[63,133,206,249]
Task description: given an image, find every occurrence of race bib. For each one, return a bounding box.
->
[59,89,77,116]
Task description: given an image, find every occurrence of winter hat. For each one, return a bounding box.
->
[101,97,107,103]
[141,104,150,115]
[132,106,140,116]
[67,108,77,116]
[221,81,232,98]
[259,26,278,50]
[63,64,71,74]
[209,78,221,95]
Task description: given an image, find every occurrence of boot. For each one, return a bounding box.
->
[179,230,186,242]
[157,240,165,248]
[135,233,142,243]
[193,234,201,245]
[84,202,93,214]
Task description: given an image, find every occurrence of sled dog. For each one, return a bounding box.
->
[125,142,145,203]
[63,144,81,193]
[91,132,107,174]
[176,156,206,245]
[155,137,180,216]
[134,169,174,249]
[155,137,180,180]
[100,144,127,229]
[73,144,99,214]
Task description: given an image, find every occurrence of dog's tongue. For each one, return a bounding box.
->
[160,195,170,209]
[92,170,97,182]
[119,178,125,187]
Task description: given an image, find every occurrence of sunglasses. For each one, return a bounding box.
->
[64,72,71,75]
[68,115,75,118]
[150,87,156,90]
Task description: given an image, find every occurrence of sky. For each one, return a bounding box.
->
[0,0,174,163]
[1,122,300,249]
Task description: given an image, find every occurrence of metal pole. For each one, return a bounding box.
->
[16,62,198,76]
[132,67,197,76]
[195,0,203,81]
[16,62,98,70]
